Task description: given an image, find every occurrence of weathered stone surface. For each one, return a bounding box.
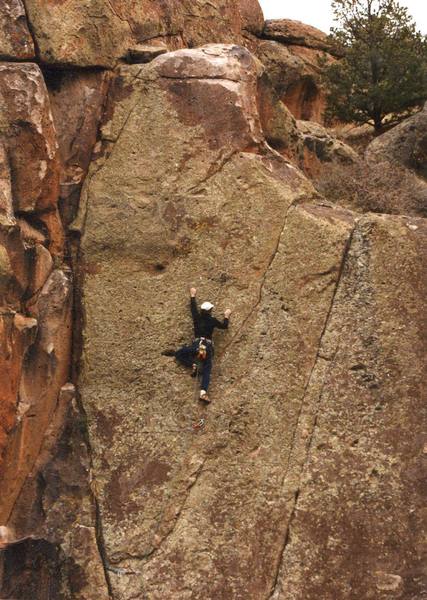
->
[45,70,111,227]
[23,0,264,67]
[0,0,34,60]
[76,44,361,598]
[257,72,303,161]
[271,214,427,600]
[2,384,110,600]
[263,19,335,54]
[297,119,359,175]
[256,39,333,123]
[366,104,427,180]
[0,62,60,213]
[127,42,168,64]
[0,143,13,221]
[0,312,37,466]
[0,269,72,524]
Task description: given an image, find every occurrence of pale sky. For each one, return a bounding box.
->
[258,0,427,34]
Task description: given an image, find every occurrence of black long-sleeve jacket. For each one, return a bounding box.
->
[190,297,228,340]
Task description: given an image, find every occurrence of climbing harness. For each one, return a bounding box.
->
[196,338,208,361]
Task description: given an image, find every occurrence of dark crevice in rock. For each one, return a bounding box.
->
[268,489,300,600]
[19,0,40,62]
[67,209,114,600]
[283,220,357,476]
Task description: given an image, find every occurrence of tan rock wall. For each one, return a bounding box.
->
[0,3,425,598]
[271,214,427,600]
[23,0,264,67]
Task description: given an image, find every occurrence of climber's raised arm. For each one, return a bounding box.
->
[190,287,199,325]
[213,308,231,329]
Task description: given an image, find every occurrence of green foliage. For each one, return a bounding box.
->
[323,0,427,131]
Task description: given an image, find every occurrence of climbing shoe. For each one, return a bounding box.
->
[199,390,210,403]
[161,349,176,357]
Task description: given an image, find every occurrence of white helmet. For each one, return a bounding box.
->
[201,301,214,311]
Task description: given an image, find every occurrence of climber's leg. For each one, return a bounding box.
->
[175,342,197,368]
[200,345,213,401]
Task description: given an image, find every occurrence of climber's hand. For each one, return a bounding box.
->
[190,287,197,297]
[224,309,231,319]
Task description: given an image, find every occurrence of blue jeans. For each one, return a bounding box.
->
[175,340,213,391]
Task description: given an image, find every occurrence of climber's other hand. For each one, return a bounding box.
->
[224,309,231,318]
[190,287,197,297]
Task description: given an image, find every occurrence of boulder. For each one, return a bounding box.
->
[366,104,427,180]
[297,119,359,175]
[256,39,333,123]
[263,19,336,54]
[75,43,359,598]
[0,0,34,60]
[23,0,264,67]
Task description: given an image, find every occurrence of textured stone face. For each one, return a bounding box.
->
[23,0,264,67]
[77,44,356,598]
[271,214,427,600]
[0,63,60,214]
[45,70,112,226]
[0,0,34,60]
[256,38,334,123]
[0,269,73,523]
[263,19,335,54]
[3,384,110,600]
[297,119,359,175]
[0,6,425,598]
[366,104,427,179]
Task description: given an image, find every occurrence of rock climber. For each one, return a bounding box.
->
[162,287,231,402]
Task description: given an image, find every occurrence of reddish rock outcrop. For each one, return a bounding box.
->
[256,20,336,124]
[45,70,112,226]
[0,63,60,214]
[2,383,110,600]
[0,0,34,60]
[263,18,335,53]
[0,6,425,600]
[23,0,264,67]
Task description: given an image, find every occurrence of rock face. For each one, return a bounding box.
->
[0,0,34,60]
[23,0,264,67]
[263,18,335,53]
[0,63,60,215]
[44,70,112,226]
[271,214,427,600]
[0,4,425,600]
[70,43,426,599]
[366,104,427,179]
[297,119,359,175]
[256,19,336,123]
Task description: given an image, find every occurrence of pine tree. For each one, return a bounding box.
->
[323,0,427,131]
